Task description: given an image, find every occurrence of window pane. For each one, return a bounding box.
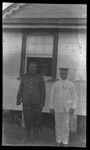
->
[26,34,53,56]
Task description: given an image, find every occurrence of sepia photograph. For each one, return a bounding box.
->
[2,3,86,147]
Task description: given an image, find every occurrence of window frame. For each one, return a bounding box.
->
[20,29,59,80]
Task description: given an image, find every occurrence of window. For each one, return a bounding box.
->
[25,31,58,79]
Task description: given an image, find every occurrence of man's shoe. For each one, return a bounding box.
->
[63,143,68,147]
[63,144,68,147]
[60,143,65,147]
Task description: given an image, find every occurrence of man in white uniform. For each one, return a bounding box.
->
[49,67,77,146]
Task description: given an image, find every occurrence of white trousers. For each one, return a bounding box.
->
[55,112,70,144]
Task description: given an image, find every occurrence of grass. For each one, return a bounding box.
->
[2,111,86,147]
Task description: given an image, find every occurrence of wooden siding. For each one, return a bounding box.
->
[3,31,22,110]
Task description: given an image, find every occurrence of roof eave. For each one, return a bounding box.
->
[3,18,87,26]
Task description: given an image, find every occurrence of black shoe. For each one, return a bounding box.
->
[60,143,65,147]
[56,142,63,147]
[63,144,68,147]
[60,143,68,147]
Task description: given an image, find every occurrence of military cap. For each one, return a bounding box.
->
[59,67,69,73]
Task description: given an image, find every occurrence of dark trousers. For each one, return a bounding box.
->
[23,103,42,131]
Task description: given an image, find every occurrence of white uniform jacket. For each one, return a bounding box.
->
[49,79,77,113]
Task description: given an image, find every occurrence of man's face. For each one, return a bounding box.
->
[60,71,68,80]
[29,63,37,74]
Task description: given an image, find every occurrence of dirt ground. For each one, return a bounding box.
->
[2,111,86,147]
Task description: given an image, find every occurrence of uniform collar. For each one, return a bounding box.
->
[28,73,37,77]
[60,78,68,83]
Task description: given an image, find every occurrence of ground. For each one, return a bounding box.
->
[2,111,86,147]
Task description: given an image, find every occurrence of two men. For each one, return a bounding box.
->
[17,62,77,145]
[49,67,77,146]
[17,62,45,142]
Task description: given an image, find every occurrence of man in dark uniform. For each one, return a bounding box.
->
[16,62,45,143]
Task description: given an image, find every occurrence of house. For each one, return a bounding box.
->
[3,3,86,124]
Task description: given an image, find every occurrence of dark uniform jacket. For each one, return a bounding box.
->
[17,73,45,106]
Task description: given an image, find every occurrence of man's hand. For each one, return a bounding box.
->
[16,98,22,105]
[40,104,44,109]
[16,101,21,105]
[50,109,54,114]
[69,108,75,115]
[40,104,44,107]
